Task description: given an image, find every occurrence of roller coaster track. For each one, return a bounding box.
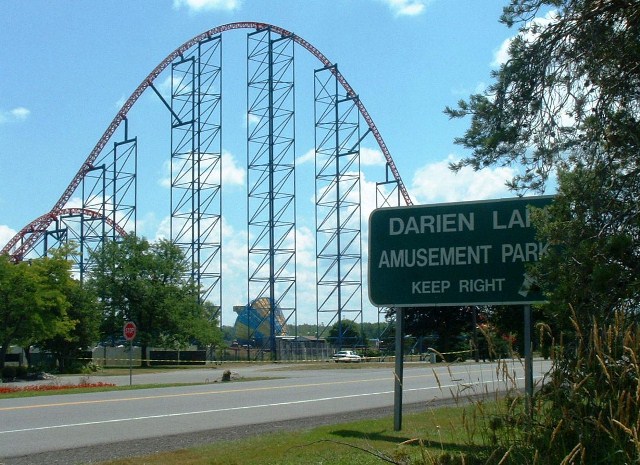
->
[10,208,127,249]
[3,21,412,261]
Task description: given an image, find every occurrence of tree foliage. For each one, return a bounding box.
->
[0,250,77,368]
[446,0,640,324]
[387,307,476,359]
[445,1,640,462]
[38,278,100,372]
[446,0,639,192]
[327,319,362,348]
[87,235,222,365]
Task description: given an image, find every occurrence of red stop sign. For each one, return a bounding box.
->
[123,321,137,341]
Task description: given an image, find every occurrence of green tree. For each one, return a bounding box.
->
[445,1,640,462]
[0,252,75,368]
[38,278,100,372]
[387,307,476,360]
[327,319,361,348]
[445,0,640,326]
[87,235,222,366]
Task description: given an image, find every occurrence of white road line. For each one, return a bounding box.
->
[0,375,538,435]
[1,391,394,434]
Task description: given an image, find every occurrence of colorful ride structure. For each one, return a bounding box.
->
[233,297,288,348]
[2,22,412,357]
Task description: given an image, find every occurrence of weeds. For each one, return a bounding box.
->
[365,307,640,464]
[440,307,640,464]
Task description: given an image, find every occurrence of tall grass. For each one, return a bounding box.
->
[447,308,640,465]
[413,307,640,464]
[524,308,640,464]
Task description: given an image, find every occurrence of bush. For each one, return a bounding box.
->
[530,310,640,464]
[1,366,17,381]
[15,365,28,379]
[81,362,101,374]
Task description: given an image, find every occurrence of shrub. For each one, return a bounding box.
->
[529,309,640,464]
[1,366,17,381]
[15,365,28,379]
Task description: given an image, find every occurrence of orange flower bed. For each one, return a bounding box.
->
[0,381,116,394]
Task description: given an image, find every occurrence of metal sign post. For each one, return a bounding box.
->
[394,307,404,431]
[524,304,533,418]
[123,321,137,386]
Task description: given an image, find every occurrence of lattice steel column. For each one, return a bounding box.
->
[376,164,403,333]
[170,35,222,321]
[314,64,363,349]
[246,27,297,358]
[81,119,137,282]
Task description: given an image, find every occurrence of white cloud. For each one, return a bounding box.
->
[136,211,159,239]
[66,196,83,208]
[360,172,383,221]
[296,148,315,165]
[247,113,260,127]
[222,150,245,186]
[379,0,431,17]
[158,150,244,188]
[410,154,516,204]
[115,95,127,110]
[0,225,17,250]
[492,10,559,68]
[0,107,30,124]
[361,147,386,166]
[173,0,242,12]
[297,146,385,167]
[492,37,512,69]
[149,215,169,241]
[295,226,315,268]
[11,107,30,120]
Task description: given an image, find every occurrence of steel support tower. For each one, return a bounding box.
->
[376,164,403,336]
[79,119,137,281]
[246,27,297,358]
[170,35,223,321]
[21,122,136,279]
[314,64,363,349]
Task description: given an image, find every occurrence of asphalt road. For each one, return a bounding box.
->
[0,359,551,463]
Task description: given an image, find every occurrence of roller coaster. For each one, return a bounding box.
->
[1,22,413,356]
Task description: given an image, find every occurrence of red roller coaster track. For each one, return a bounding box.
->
[2,21,412,261]
[6,208,127,253]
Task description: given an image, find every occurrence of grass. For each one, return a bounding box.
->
[98,403,492,465]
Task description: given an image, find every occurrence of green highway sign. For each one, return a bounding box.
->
[368,196,553,307]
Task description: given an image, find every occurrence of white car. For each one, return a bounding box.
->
[331,350,362,363]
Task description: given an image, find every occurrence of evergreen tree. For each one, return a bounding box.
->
[445,0,640,327]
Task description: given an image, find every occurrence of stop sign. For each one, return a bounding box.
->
[123,321,137,341]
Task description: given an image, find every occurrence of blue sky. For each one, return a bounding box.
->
[0,0,550,324]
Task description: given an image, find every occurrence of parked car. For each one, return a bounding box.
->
[331,350,362,363]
